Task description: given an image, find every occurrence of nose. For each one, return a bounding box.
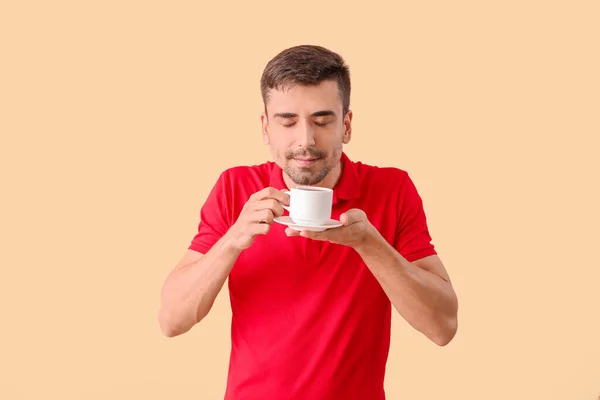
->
[296,120,316,148]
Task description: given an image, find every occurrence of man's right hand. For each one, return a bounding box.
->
[225,187,290,251]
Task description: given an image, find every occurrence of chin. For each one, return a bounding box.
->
[283,158,334,186]
[293,171,328,186]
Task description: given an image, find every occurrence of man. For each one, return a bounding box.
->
[158,45,458,399]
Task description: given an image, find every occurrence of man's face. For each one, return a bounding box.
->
[261,80,352,186]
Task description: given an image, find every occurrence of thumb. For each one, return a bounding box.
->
[340,209,365,226]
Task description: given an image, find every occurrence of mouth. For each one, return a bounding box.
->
[293,158,319,166]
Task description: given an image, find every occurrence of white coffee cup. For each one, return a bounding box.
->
[281,186,333,226]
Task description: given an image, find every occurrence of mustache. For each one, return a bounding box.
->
[285,148,326,160]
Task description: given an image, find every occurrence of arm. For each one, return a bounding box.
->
[289,212,458,346]
[354,231,458,346]
[158,186,289,338]
[286,172,458,345]
[158,171,235,338]
[158,238,241,338]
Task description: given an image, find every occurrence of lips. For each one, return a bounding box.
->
[293,158,318,166]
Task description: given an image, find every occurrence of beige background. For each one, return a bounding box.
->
[1,1,599,399]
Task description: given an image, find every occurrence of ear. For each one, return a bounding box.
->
[342,110,353,144]
[260,112,270,145]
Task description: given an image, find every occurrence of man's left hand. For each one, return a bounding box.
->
[285,208,376,248]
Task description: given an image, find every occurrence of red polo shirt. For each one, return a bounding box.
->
[189,152,436,400]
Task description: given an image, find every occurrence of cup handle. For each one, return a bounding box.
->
[280,190,291,211]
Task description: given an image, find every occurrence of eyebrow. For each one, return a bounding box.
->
[273,110,337,119]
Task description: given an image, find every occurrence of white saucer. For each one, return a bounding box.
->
[273,216,343,232]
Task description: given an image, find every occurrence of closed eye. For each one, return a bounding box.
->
[281,121,330,128]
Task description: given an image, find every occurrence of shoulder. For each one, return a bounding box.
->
[201,161,275,217]
[350,158,425,209]
[352,158,412,189]
[217,160,274,185]
[210,161,276,204]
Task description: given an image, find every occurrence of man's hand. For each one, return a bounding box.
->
[226,187,290,251]
[285,208,375,248]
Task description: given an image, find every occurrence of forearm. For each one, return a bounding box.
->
[354,231,458,346]
[159,235,241,337]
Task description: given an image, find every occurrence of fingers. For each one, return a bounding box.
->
[284,228,328,240]
[285,228,301,237]
[299,230,327,240]
[232,188,292,248]
[285,228,326,240]
[249,187,290,205]
[251,222,271,236]
[251,208,275,224]
[251,198,285,218]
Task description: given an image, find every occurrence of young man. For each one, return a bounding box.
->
[159,45,458,399]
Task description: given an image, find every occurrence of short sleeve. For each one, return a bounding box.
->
[394,172,437,262]
[188,171,232,254]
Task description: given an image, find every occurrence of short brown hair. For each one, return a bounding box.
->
[260,45,351,115]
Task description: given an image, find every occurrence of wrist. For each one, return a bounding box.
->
[221,231,243,255]
[353,223,383,253]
